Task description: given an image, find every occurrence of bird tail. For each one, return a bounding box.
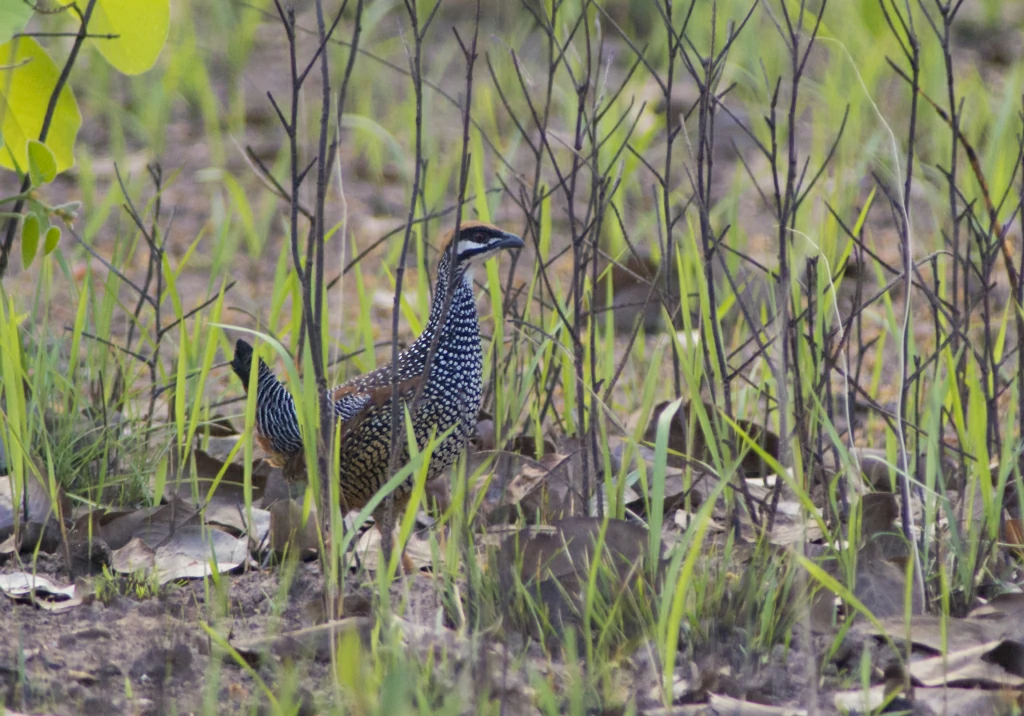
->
[230,338,304,459]
[230,338,257,389]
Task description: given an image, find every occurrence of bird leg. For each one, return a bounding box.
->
[373,499,416,575]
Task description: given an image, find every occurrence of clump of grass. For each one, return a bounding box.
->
[93,565,162,604]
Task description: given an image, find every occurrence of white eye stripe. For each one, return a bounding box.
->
[456,238,490,254]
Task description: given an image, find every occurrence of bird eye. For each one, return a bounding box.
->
[475,231,488,243]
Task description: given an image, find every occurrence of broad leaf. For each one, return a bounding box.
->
[0,2,32,45]
[0,37,81,174]
[59,0,169,75]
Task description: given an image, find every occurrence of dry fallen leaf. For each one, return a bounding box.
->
[0,572,83,612]
[110,536,157,574]
[355,526,434,572]
[474,445,600,523]
[74,505,164,551]
[914,687,1023,715]
[165,448,267,506]
[203,500,270,548]
[200,414,239,439]
[99,499,199,549]
[832,683,889,712]
[909,640,1024,688]
[859,610,1024,654]
[266,498,319,559]
[853,540,924,619]
[706,694,807,715]
[109,524,250,584]
[969,592,1024,626]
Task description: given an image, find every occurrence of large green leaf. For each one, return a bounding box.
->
[0,37,81,174]
[0,2,32,45]
[60,0,169,75]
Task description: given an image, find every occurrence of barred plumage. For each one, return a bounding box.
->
[230,340,303,457]
[230,222,523,562]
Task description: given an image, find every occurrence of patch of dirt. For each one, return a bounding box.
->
[0,556,331,715]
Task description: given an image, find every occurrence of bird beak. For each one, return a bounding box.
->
[495,232,525,251]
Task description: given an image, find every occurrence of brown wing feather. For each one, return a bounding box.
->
[332,376,425,441]
[331,363,394,397]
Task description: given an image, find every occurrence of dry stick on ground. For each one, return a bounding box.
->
[484,39,550,463]
[511,0,604,514]
[279,0,344,373]
[1017,105,1024,521]
[890,53,1024,535]
[492,30,586,436]
[675,2,763,528]
[0,0,97,280]
[296,1,349,369]
[124,165,163,359]
[447,1,483,631]
[490,34,645,443]
[877,0,928,614]
[573,10,614,517]
[582,34,648,518]
[491,0,642,511]
[608,3,767,525]
[532,0,593,514]
[586,12,605,518]
[265,0,348,596]
[383,0,442,570]
[888,63,1021,299]
[321,0,364,609]
[677,3,726,415]
[654,0,695,400]
[311,0,347,614]
[758,0,821,531]
[762,2,827,712]
[570,6,600,516]
[86,165,213,443]
[112,165,171,433]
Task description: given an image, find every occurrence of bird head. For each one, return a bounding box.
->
[442,221,524,272]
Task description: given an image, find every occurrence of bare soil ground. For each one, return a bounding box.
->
[1,560,321,715]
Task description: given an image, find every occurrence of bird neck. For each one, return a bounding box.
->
[432,251,471,307]
[404,253,478,365]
